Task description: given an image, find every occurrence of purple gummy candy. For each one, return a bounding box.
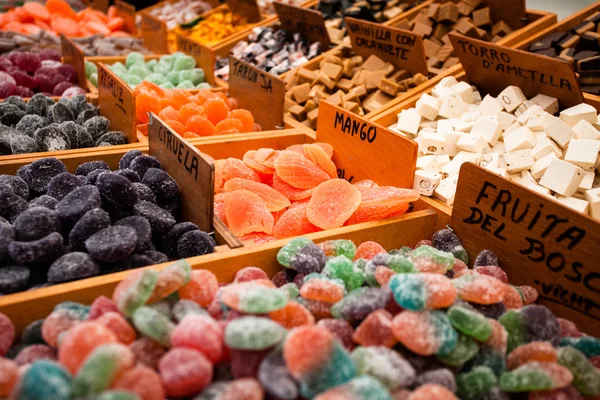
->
[0,58,13,71]
[61,86,86,98]
[40,60,62,69]
[57,65,77,84]
[14,53,41,74]
[6,53,20,64]
[53,82,74,96]
[38,49,61,62]
[0,72,16,98]
[34,75,54,94]
[14,86,34,99]
[11,71,36,89]
[34,67,59,79]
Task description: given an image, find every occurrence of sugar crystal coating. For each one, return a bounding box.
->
[85,226,138,263]
[47,252,99,283]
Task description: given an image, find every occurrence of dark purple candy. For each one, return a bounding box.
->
[132,182,156,204]
[85,225,138,262]
[133,200,175,234]
[47,252,99,284]
[474,250,500,267]
[119,150,143,169]
[143,250,168,264]
[83,116,109,139]
[330,286,390,321]
[290,243,326,274]
[74,160,110,176]
[68,208,110,252]
[0,184,28,223]
[523,305,560,346]
[119,254,155,271]
[415,369,456,392]
[142,168,179,204]
[469,302,507,320]
[0,221,14,265]
[94,131,127,146]
[258,348,298,400]
[47,103,74,124]
[129,155,161,179]
[0,175,29,199]
[47,173,86,201]
[2,96,26,111]
[116,216,152,252]
[0,103,25,125]
[113,169,140,183]
[0,266,30,294]
[13,207,60,242]
[25,94,54,117]
[55,185,102,226]
[177,230,215,258]
[76,108,98,125]
[29,195,57,210]
[161,222,199,259]
[8,232,64,265]
[23,157,67,194]
[16,114,45,138]
[9,135,38,154]
[96,172,138,209]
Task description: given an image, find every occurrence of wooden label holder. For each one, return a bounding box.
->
[114,0,137,35]
[140,12,169,55]
[316,101,417,188]
[228,56,285,130]
[345,17,428,76]
[176,32,216,85]
[451,163,600,336]
[60,34,87,92]
[449,33,584,109]
[274,2,332,49]
[226,0,262,23]
[84,0,109,12]
[97,62,136,142]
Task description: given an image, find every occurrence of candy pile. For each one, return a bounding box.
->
[0,94,127,155]
[215,25,323,80]
[134,81,259,141]
[1,229,599,400]
[392,2,514,75]
[99,52,209,90]
[0,30,60,55]
[174,7,256,48]
[392,79,600,220]
[74,35,153,57]
[0,149,216,294]
[146,0,214,31]
[0,49,86,98]
[214,142,419,243]
[0,0,131,37]
[285,50,428,129]
[528,12,600,95]
[318,0,419,44]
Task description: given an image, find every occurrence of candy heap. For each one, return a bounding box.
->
[0,149,215,294]
[0,49,85,98]
[284,50,427,129]
[134,81,259,141]
[214,142,419,243]
[1,229,599,400]
[99,52,209,90]
[215,26,323,79]
[392,79,600,220]
[174,7,256,48]
[74,35,152,57]
[0,30,61,55]
[146,0,214,31]
[0,0,132,37]
[0,94,127,155]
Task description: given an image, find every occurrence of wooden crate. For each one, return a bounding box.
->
[511,1,600,103]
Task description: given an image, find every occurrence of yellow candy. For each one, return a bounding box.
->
[175,9,255,47]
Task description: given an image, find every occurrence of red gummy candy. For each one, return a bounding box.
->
[159,347,213,397]
[0,313,15,357]
[170,314,224,363]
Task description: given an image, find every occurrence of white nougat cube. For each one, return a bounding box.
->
[416,94,440,121]
[437,118,457,132]
[517,105,543,125]
[413,170,442,196]
[531,137,554,160]
[585,187,600,220]
[530,94,559,114]
[461,111,480,122]
[572,120,600,140]
[490,141,506,154]
[416,155,440,172]
[504,149,534,173]
[564,139,600,171]
[503,121,522,137]
[438,97,468,119]
[433,174,459,205]
[531,152,557,179]
[498,85,527,112]
[471,116,502,146]
[438,76,459,88]
[545,117,575,148]
[529,183,553,197]
[555,196,590,214]
[397,109,422,136]
[420,132,447,155]
[497,112,517,130]
[451,81,474,103]
[478,95,503,116]
[480,152,501,169]
[432,85,455,99]
[511,170,536,187]
[579,170,595,191]
[514,102,531,118]
[472,90,482,104]
[442,151,481,176]
[454,120,474,133]
[504,126,536,152]
[457,135,490,153]
[436,154,451,168]
[559,103,597,128]
[488,167,509,178]
[539,158,586,196]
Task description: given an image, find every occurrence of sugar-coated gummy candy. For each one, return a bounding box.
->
[75,161,110,177]
[389,273,456,311]
[83,116,110,139]
[8,231,64,265]
[351,346,415,390]
[0,266,30,293]
[129,155,161,179]
[392,310,458,356]
[13,207,59,242]
[56,184,102,226]
[0,312,15,356]
[85,225,138,262]
[322,255,365,291]
[47,172,86,200]
[97,172,139,209]
[557,346,600,396]
[28,194,57,209]
[58,321,117,374]
[499,362,573,392]
[94,312,136,345]
[24,157,67,194]
[47,252,99,283]
[415,369,457,392]
[457,366,498,400]
[18,360,73,400]
[0,174,29,199]
[331,286,389,321]
[133,200,176,234]
[225,316,287,351]
[437,333,479,367]
[259,348,299,400]
[14,344,56,365]
[141,167,179,204]
[115,216,152,253]
[447,303,493,341]
[132,182,157,204]
[132,306,175,347]
[68,208,111,251]
[147,259,191,303]
[171,314,223,362]
[159,347,213,397]
[112,365,165,400]
[314,376,392,400]
[112,269,159,317]
[114,169,140,182]
[352,309,396,348]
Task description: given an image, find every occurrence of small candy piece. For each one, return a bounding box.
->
[351,346,415,391]
[58,321,118,374]
[314,376,392,400]
[129,337,165,370]
[172,299,208,322]
[19,360,73,400]
[507,341,557,370]
[0,358,18,397]
[352,309,396,348]
[8,231,64,265]
[47,172,86,201]
[171,314,223,363]
[354,241,386,261]
[268,301,315,329]
[159,347,213,397]
[259,347,299,400]
[499,362,573,392]
[147,260,191,303]
[437,333,479,367]
[300,276,346,303]
[277,237,313,268]
[447,304,493,341]
[318,240,357,259]
[225,316,287,350]
[409,245,455,274]
[389,273,456,311]
[307,179,362,229]
[112,269,159,317]
[95,312,137,345]
[221,281,287,314]
[408,384,457,400]
[41,309,81,348]
[47,252,99,283]
[112,365,165,400]
[331,287,390,321]
[0,312,15,356]
[392,310,458,356]
[23,157,67,194]
[317,319,356,351]
[0,266,30,294]
[415,369,456,392]
[14,344,56,366]
[432,228,469,264]
[133,200,176,234]
[322,256,365,291]
[179,269,219,307]
[559,336,600,357]
[453,274,507,305]
[457,366,498,400]
[177,230,215,258]
[557,346,600,396]
[88,296,120,320]
[132,306,175,347]
[234,267,269,283]
[56,185,102,226]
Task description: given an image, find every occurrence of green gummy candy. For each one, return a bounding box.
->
[171,51,186,59]
[126,52,145,67]
[93,391,140,400]
[110,62,128,76]
[145,73,167,85]
[387,255,417,273]
[437,334,479,367]
[117,269,158,317]
[331,239,356,259]
[278,237,313,268]
[85,60,97,78]
[155,63,171,76]
[558,346,600,396]
[351,346,415,391]
[196,82,211,89]
[132,306,175,347]
[447,305,492,341]
[148,300,172,319]
[390,246,412,256]
[499,363,554,392]
[279,282,299,299]
[457,366,498,400]
[174,55,196,71]
[498,310,526,353]
[322,256,365,291]
[127,65,148,79]
[19,360,72,400]
[145,59,158,72]
[126,75,143,87]
[72,344,131,397]
[410,245,455,272]
[167,71,180,85]
[179,70,194,82]
[560,336,600,357]
[90,73,98,87]
[160,82,175,89]
[465,346,506,376]
[236,285,288,313]
[177,80,195,89]
[191,68,205,84]
[353,258,367,272]
[225,316,287,350]
[54,301,90,320]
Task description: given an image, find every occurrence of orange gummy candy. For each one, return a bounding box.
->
[228,109,254,133]
[214,118,244,135]
[223,158,261,183]
[272,172,314,201]
[408,384,458,400]
[136,93,161,125]
[243,150,275,175]
[165,120,186,136]
[274,150,330,190]
[353,309,397,348]
[179,103,206,124]
[224,190,274,236]
[224,178,290,212]
[269,301,315,329]
[185,115,215,137]
[354,241,386,260]
[239,232,279,244]
[346,187,418,225]
[158,106,180,123]
[178,270,219,307]
[507,341,557,370]
[300,278,345,303]
[204,97,230,125]
[303,144,337,178]
[273,203,321,239]
[306,179,362,229]
[58,322,117,374]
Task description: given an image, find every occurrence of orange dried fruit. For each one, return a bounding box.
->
[185,116,215,137]
[228,109,254,133]
[204,97,230,125]
[224,189,274,236]
[274,150,330,189]
[214,118,243,135]
[223,178,290,212]
[306,179,362,229]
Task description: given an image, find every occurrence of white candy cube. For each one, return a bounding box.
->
[504,126,536,152]
[564,139,600,171]
[498,85,526,113]
[539,158,585,196]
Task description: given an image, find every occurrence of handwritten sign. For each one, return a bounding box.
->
[451,163,600,336]
[60,34,87,92]
[274,3,331,49]
[316,101,417,188]
[226,0,261,23]
[141,13,169,55]
[115,0,137,34]
[177,33,216,85]
[148,113,214,232]
[97,63,135,142]
[481,0,527,30]
[345,18,428,77]
[228,57,285,130]
[449,33,584,109]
